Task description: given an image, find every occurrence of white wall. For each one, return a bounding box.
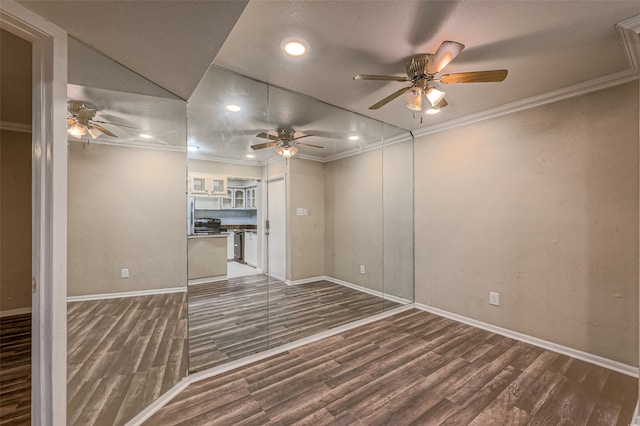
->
[415,81,639,366]
[68,143,187,296]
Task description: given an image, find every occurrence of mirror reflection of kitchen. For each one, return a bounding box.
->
[187,176,261,281]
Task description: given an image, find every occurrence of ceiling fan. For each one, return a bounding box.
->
[66,100,142,139]
[354,41,508,115]
[250,128,323,157]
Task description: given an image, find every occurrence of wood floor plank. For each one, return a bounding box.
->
[66,292,188,426]
[187,276,399,372]
[145,308,640,426]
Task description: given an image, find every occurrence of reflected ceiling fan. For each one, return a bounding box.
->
[250,128,323,157]
[66,100,143,139]
[354,40,508,116]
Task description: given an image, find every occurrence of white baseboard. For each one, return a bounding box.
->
[285,275,325,286]
[632,401,640,426]
[323,276,413,305]
[67,286,186,302]
[188,275,227,286]
[125,303,414,426]
[0,307,32,318]
[415,303,639,378]
[286,275,412,305]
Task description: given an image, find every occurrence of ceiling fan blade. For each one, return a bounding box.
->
[296,142,324,149]
[256,132,280,141]
[250,141,279,150]
[439,69,508,84]
[428,40,465,74]
[92,119,145,130]
[369,86,413,110]
[292,134,312,141]
[354,74,410,82]
[91,123,118,138]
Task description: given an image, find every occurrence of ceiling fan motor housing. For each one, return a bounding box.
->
[68,100,97,120]
[406,54,435,80]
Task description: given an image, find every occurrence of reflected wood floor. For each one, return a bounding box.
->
[0,313,31,426]
[188,275,399,372]
[147,308,638,426]
[67,292,188,426]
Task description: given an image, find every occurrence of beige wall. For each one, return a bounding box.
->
[415,81,639,366]
[0,131,32,312]
[68,143,187,296]
[383,140,414,301]
[325,149,384,291]
[289,158,325,280]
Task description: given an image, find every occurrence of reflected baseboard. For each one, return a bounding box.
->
[0,307,31,318]
[66,286,186,302]
[188,275,227,286]
[124,303,415,426]
[286,275,412,305]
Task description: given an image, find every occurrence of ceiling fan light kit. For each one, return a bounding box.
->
[275,145,298,157]
[354,40,508,120]
[250,127,324,157]
[67,100,150,139]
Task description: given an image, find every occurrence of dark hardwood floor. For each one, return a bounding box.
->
[67,292,188,426]
[0,313,30,426]
[188,275,399,372]
[147,308,638,426]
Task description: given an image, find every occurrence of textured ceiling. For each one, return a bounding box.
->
[14,0,640,161]
[18,0,248,100]
[214,1,640,132]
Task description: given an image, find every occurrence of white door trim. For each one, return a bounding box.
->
[0,2,68,425]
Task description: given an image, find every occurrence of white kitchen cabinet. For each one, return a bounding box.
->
[246,186,257,209]
[209,176,227,195]
[194,196,221,210]
[188,173,227,196]
[189,174,208,195]
[226,232,234,260]
[222,189,233,209]
[234,188,245,209]
[244,230,258,267]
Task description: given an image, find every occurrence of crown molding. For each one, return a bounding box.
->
[617,15,640,71]
[413,15,640,139]
[413,70,637,138]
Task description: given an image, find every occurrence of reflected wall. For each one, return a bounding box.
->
[66,37,188,425]
[186,66,414,373]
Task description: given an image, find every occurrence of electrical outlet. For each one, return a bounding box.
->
[121,268,129,278]
[489,292,499,306]
[359,265,365,274]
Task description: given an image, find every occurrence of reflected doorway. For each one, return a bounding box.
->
[266,177,285,281]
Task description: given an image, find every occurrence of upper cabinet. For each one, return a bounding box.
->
[190,173,258,210]
[188,173,227,196]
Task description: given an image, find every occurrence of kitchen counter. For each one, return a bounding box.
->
[220,225,257,231]
[187,235,227,280]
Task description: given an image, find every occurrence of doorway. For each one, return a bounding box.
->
[266,177,285,281]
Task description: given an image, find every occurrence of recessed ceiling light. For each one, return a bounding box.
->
[246,154,255,159]
[139,133,153,139]
[281,37,309,57]
[226,104,242,112]
[348,135,360,141]
[187,145,200,152]
[425,108,441,115]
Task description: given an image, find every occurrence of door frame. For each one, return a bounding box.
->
[0,2,67,425]
[265,174,286,282]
